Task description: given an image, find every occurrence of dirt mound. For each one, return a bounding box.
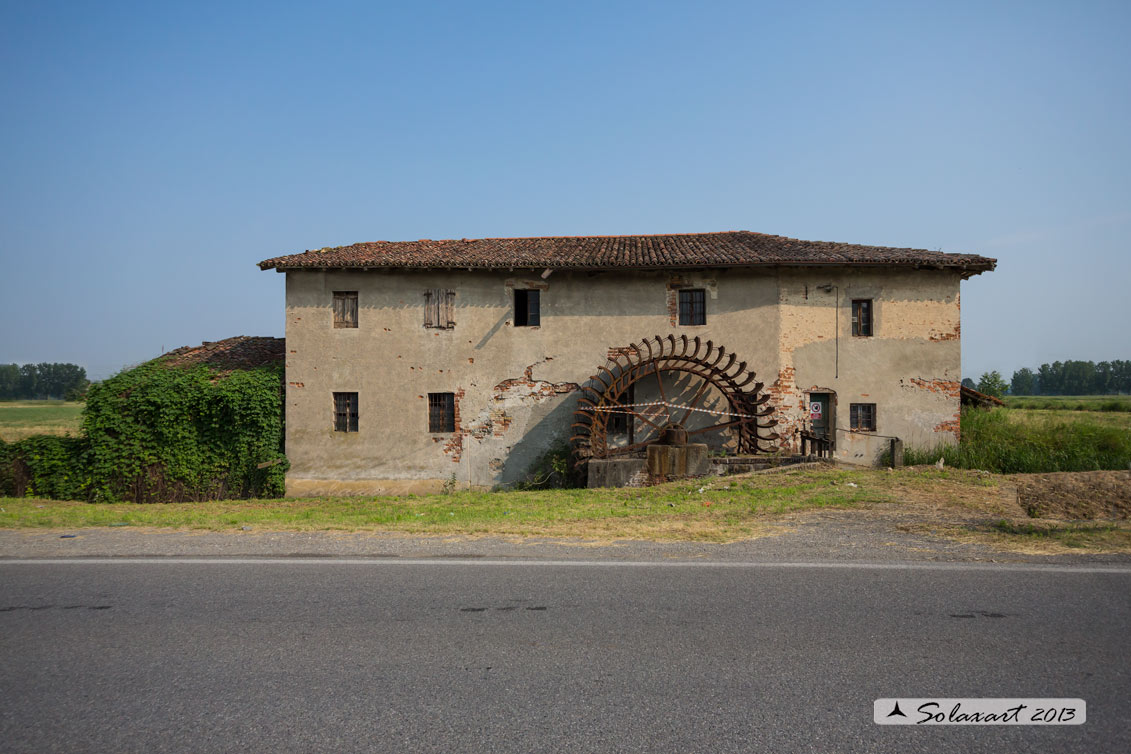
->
[1012,470,1131,520]
[160,336,284,373]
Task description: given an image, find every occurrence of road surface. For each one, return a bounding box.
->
[2,558,1128,753]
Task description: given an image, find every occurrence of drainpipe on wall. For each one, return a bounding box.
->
[817,284,839,379]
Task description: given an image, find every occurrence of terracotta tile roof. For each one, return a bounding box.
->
[159,336,285,373]
[258,231,995,275]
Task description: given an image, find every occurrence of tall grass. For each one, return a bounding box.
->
[904,407,1131,473]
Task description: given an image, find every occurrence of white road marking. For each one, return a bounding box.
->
[0,558,1129,573]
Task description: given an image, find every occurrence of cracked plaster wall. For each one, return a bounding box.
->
[282,267,963,495]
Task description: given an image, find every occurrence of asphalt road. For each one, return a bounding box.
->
[1,559,1128,753]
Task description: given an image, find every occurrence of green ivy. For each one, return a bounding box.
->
[1,361,287,502]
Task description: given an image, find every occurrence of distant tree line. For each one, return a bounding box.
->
[0,363,89,400]
[1010,360,1131,396]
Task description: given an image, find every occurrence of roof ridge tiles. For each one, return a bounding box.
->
[260,231,996,275]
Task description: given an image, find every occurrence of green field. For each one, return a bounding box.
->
[0,401,84,441]
[1004,395,1131,412]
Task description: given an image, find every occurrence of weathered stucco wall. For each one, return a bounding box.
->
[282,267,962,495]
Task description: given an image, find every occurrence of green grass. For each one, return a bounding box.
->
[1004,395,1131,412]
[0,400,84,441]
[904,406,1131,473]
[0,467,907,539]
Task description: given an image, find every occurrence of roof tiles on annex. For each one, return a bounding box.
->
[258,231,996,275]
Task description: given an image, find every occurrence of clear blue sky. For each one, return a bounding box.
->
[2,0,1128,381]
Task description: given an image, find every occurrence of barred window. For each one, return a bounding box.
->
[423,289,456,329]
[333,392,359,432]
[514,289,540,327]
[850,403,876,431]
[678,289,706,326]
[333,291,358,328]
[428,392,455,433]
[851,299,873,337]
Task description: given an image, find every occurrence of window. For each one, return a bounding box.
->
[851,299,873,336]
[850,403,876,431]
[333,392,358,432]
[678,289,706,326]
[428,392,455,433]
[514,289,540,327]
[333,291,358,328]
[423,289,456,329]
[608,384,634,437]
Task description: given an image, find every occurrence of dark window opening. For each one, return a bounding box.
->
[428,392,456,433]
[678,289,706,326]
[850,403,876,431]
[333,291,358,328]
[423,289,456,329]
[514,289,540,327]
[333,392,359,432]
[608,384,635,437]
[851,299,873,337]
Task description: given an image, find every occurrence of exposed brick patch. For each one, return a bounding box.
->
[441,388,466,462]
[767,366,802,452]
[288,382,304,388]
[493,359,578,402]
[488,458,504,472]
[907,378,961,399]
[934,417,960,438]
[607,345,641,361]
[929,322,961,342]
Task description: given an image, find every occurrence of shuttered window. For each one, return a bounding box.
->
[428,393,455,432]
[333,291,358,328]
[423,289,456,329]
[514,289,540,327]
[850,403,876,431]
[851,299,873,336]
[333,392,359,432]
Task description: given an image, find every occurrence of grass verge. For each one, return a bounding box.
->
[1004,395,1131,412]
[0,467,996,541]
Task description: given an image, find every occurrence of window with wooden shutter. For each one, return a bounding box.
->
[851,299,873,336]
[423,289,456,329]
[333,291,358,328]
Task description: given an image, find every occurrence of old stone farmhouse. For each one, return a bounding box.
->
[259,231,995,496]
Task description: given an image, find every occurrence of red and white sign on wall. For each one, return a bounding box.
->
[809,402,822,420]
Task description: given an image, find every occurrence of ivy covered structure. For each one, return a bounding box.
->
[0,337,286,502]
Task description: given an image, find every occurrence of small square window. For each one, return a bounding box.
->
[333,392,358,432]
[678,289,706,326]
[851,299,873,337]
[424,289,456,329]
[333,291,358,328]
[428,392,456,433]
[850,403,876,431]
[514,289,540,327]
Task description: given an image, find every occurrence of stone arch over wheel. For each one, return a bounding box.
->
[570,335,778,467]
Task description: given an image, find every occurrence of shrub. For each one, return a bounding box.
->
[81,362,286,502]
[0,435,91,499]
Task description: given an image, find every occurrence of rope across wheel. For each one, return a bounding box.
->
[570,334,778,467]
